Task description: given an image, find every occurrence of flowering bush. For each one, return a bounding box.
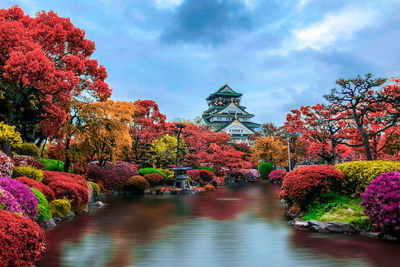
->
[13,155,44,169]
[12,166,44,181]
[13,143,41,158]
[49,198,71,217]
[144,173,164,186]
[31,188,51,223]
[258,162,274,180]
[198,169,216,186]
[0,151,13,178]
[361,171,400,233]
[138,168,167,178]
[336,160,400,198]
[0,187,24,215]
[14,176,55,201]
[0,177,38,220]
[43,171,89,212]
[268,169,287,184]
[187,169,200,182]
[204,184,215,192]
[125,176,150,194]
[0,210,46,266]
[241,169,261,183]
[279,165,344,210]
[88,181,101,197]
[88,161,138,191]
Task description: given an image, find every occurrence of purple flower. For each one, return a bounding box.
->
[0,187,25,215]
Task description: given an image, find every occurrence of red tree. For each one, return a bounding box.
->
[0,6,111,141]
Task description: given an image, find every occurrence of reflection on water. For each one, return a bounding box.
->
[37,185,400,267]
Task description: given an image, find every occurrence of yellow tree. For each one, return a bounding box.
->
[147,134,187,168]
[71,100,136,166]
[252,136,288,167]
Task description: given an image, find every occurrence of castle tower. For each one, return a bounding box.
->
[202,83,260,143]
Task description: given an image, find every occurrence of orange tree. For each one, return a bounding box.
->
[252,136,288,168]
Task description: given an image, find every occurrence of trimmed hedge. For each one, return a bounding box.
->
[49,198,71,217]
[13,143,40,158]
[335,160,400,197]
[258,162,274,180]
[138,168,167,179]
[12,166,44,182]
[31,188,51,223]
[88,181,101,196]
[144,173,164,186]
[40,158,73,173]
[197,166,215,173]
[125,176,150,194]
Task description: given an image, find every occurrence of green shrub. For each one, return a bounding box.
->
[31,188,51,223]
[197,166,215,173]
[258,162,274,180]
[49,199,71,217]
[12,166,44,182]
[40,158,73,173]
[138,168,167,179]
[335,160,400,197]
[14,143,40,158]
[88,181,101,196]
[303,192,370,230]
[125,176,150,194]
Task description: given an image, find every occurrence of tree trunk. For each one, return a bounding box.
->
[0,141,12,157]
[64,137,71,172]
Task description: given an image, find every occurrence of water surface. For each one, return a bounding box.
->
[38,185,400,267]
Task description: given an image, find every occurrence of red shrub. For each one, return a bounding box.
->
[268,169,287,184]
[87,161,138,191]
[198,169,216,186]
[187,170,200,182]
[0,210,46,266]
[14,177,55,201]
[144,173,164,186]
[279,165,344,209]
[13,155,44,169]
[43,171,89,211]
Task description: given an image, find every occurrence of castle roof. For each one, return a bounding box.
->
[206,83,242,100]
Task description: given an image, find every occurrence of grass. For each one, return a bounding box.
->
[303,192,370,230]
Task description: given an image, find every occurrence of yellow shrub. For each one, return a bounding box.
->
[88,181,101,196]
[49,199,71,217]
[0,122,22,146]
[12,166,44,182]
[158,168,174,178]
[335,160,400,197]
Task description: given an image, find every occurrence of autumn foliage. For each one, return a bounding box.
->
[14,176,55,201]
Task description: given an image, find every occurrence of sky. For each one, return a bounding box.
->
[2,0,400,125]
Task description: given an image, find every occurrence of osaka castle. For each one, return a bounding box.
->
[202,83,260,143]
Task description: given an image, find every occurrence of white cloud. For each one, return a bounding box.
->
[290,6,377,50]
[154,0,184,9]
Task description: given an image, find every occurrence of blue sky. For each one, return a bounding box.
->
[3,0,400,125]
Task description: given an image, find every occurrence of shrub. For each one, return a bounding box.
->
[258,162,274,180]
[0,187,24,215]
[241,169,261,183]
[13,155,44,169]
[204,184,215,192]
[0,210,46,266]
[49,198,71,217]
[14,176,55,201]
[13,143,40,158]
[31,188,51,223]
[88,161,138,191]
[336,160,400,197]
[158,168,174,178]
[125,176,150,194]
[0,177,38,220]
[43,171,89,212]
[138,168,167,179]
[0,151,13,178]
[361,171,400,233]
[165,176,175,186]
[144,173,164,186]
[40,158,73,173]
[268,169,287,184]
[12,166,44,181]
[198,166,215,173]
[187,169,200,182]
[199,169,216,185]
[88,181,101,196]
[279,165,344,210]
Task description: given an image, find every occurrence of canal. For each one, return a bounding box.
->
[38,185,400,267]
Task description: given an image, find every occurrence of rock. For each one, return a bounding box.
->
[164,190,171,194]
[52,214,62,223]
[346,208,354,213]
[78,206,89,214]
[291,219,309,230]
[40,218,56,231]
[144,189,150,194]
[360,231,380,239]
[96,193,106,202]
[62,212,76,221]
[308,220,355,233]
[381,235,398,242]
[93,201,105,208]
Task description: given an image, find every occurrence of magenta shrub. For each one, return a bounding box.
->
[0,187,25,215]
[0,177,38,220]
[361,171,400,233]
[0,151,13,178]
[241,169,260,183]
[268,169,286,184]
